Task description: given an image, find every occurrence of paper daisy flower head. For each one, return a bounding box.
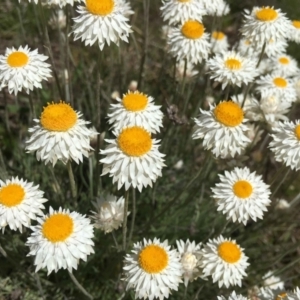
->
[176,239,203,287]
[212,167,271,225]
[237,38,256,57]
[123,238,182,300]
[207,50,258,89]
[211,31,229,54]
[176,60,198,79]
[100,126,165,191]
[269,120,300,171]
[26,101,95,166]
[192,101,250,158]
[160,0,206,25]
[0,177,47,232]
[107,91,163,134]
[260,94,291,126]
[231,93,261,122]
[288,287,300,300]
[258,38,288,58]
[270,54,299,77]
[168,20,211,64]
[258,287,289,300]
[90,193,129,234]
[206,0,230,17]
[263,271,284,290]
[217,291,247,300]
[240,6,292,45]
[199,235,249,288]
[26,207,94,275]
[71,0,132,50]
[256,73,297,103]
[290,20,300,43]
[0,45,52,96]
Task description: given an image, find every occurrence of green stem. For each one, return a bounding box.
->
[241,42,266,108]
[68,271,93,300]
[143,154,212,230]
[128,187,136,246]
[137,0,149,90]
[67,161,77,200]
[122,190,130,251]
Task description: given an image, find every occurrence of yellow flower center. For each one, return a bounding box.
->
[138,245,168,273]
[292,20,300,29]
[118,126,152,157]
[86,0,114,16]
[212,31,225,40]
[7,52,29,68]
[181,20,205,39]
[244,40,251,45]
[178,0,190,2]
[40,101,77,132]
[225,58,242,70]
[255,7,278,22]
[214,101,244,127]
[294,124,300,140]
[42,213,74,243]
[233,180,253,198]
[273,77,287,88]
[122,92,148,112]
[0,184,25,207]
[278,57,289,65]
[218,241,241,263]
[275,293,287,300]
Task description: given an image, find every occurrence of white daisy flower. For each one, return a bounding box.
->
[275,199,290,210]
[262,38,289,58]
[42,0,83,7]
[71,0,132,50]
[107,91,163,134]
[26,101,96,166]
[168,20,211,64]
[256,73,297,103]
[295,77,300,100]
[119,0,134,18]
[258,287,288,300]
[237,38,256,57]
[100,126,166,191]
[49,10,67,29]
[207,51,258,89]
[263,271,284,290]
[217,291,247,300]
[123,238,182,300]
[176,60,198,79]
[176,239,203,287]
[160,0,206,25]
[289,20,300,44]
[260,94,291,126]
[211,167,271,225]
[192,101,250,158]
[26,207,94,275]
[0,177,47,232]
[231,93,261,122]
[202,0,228,16]
[269,120,300,171]
[0,45,52,96]
[199,235,249,288]
[269,54,299,77]
[23,0,83,5]
[240,6,292,45]
[90,193,129,234]
[211,31,229,53]
[288,287,300,300]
